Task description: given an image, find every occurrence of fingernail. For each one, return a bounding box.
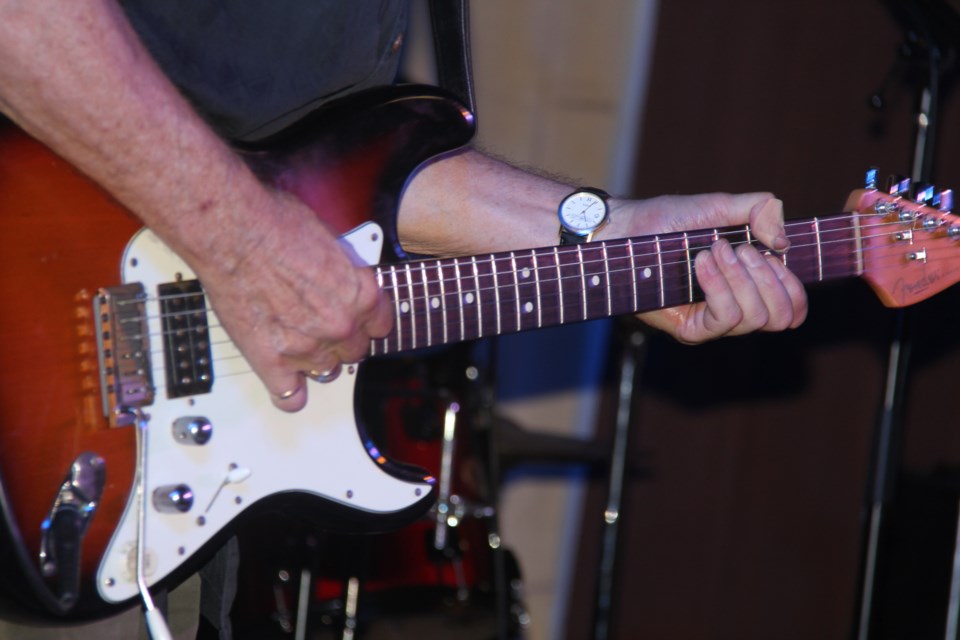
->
[768,254,789,280]
[738,245,762,267]
[716,240,738,265]
[772,232,790,252]
[696,250,718,277]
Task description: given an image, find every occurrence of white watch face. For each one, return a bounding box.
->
[559,191,607,234]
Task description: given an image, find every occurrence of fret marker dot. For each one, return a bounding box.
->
[642,267,653,279]
[521,268,531,279]
[523,302,534,313]
[590,275,600,287]
[464,293,475,304]
[430,297,440,309]
[400,301,410,314]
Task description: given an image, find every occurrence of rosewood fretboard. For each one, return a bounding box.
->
[371,213,862,355]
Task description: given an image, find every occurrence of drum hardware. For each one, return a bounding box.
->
[594,324,646,640]
[270,568,295,634]
[854,3,960,638]
[491,413,614,471]
[232,343,532,638]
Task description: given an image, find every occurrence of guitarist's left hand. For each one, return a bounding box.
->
[401,150,807,346]
[602,192,808,343]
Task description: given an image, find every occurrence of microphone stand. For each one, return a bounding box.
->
[854,2,958,637]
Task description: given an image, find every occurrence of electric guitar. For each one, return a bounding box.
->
[1,84,958,619]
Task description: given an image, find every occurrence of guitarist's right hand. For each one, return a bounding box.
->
[190,189,394,413]
[0,1,393,413]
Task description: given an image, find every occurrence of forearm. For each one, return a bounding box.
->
[398,147,573,255]
[0,0,274,275]
[397,146,678,257]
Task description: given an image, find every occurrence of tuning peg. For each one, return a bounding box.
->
[913,183,935,205]
[865,168,880,190]
[934,189,954,213]
[887,175,911,197]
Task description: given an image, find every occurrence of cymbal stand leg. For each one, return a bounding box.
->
[433,400,461,553]
[594,327,647,640]
[294,566,312,640]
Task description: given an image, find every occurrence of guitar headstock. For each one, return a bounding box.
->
[849,171,960,308]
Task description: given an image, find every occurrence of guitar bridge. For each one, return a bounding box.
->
[95,283,155,427]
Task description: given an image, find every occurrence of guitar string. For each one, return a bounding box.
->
[146,256,920,391]
[115,214,950,353]
[111,212,902,321]
[119,213,938,329]
[112,210,907,310]
[108,210,927,322]
[124,233,946,368]
[125,216,952,390]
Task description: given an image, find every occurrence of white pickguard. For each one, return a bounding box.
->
[96,222,434,604]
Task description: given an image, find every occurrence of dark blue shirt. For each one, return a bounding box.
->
[122,1,409,141]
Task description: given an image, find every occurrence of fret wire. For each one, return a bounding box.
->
[851,214,864,275]
[553,247,564,325]
[602,241,612,318]
[390,265,401,353]
[627,238,638,312]
[655,235,664,309]
[420,260,431,348]
[471,256,482,338]
[372,269,383,355]
[454,257,465,342]
[490,253,501,336]
[404,263,416,349]
[533,249,542,328]
[437,260,448,345]
[577,245,587,320]
[813,217,823,281]
[510,251,521,333]
[683,231,693,304]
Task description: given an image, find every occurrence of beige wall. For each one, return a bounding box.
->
[462,2,656,638]
[471,0,656,193]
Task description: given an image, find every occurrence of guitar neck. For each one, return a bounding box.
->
[371,212,861,355]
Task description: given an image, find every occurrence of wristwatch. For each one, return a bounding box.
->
[558,187,610,245]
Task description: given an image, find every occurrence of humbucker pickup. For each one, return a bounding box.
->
[158,279,214,398]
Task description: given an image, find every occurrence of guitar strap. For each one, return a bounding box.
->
[428,0,477,117]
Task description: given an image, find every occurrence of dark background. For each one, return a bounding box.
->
[566,1,960,638]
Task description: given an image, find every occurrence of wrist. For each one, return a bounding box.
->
[590,196,629,242]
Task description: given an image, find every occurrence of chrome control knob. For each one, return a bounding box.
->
[152,484,194,514]
[173,417,212,446]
